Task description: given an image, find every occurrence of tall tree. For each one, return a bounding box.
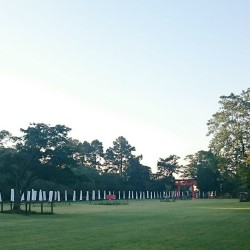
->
[80,140,104,171]
[104,136,136,176]
[207,89,250,192]
[155,155,180,191]
[0,131,36,210]
[207,89,250,172]
[21,123,76,170]
[125,155,151,190]
[157,155,180,178]
[183,151,221,193]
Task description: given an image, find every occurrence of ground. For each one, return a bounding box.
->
[0,199,250,249]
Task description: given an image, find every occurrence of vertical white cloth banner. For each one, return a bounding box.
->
[150,192,153,199]
[118,191,121,200]
[109,191,111,195]
[39,190,43,201]
[98,190,101,200]
[43,191,46,201]
[27,191,31,201]
[57,191,60,202]
[128,191,131,199]
[131,191,134,199]
[49,191,53,202]
[135,192,138,199]
[92,190,95,200]
[21,193,25,201]
[65,190,67,201]
[10,189,15,202]
[54,191,57,201]
[139,191,142,200]
[73,191,76,201]
[103,190,106,200]
[30,188,34,201]
[123,191,125,199]
[143,192,145,199]
[32,190,37,201]
[154,192,156,199]
[86,191,89,201]
[0,192,2,202]
[31,189,34,201]
[147,191,149,199]
[79,190,83,201]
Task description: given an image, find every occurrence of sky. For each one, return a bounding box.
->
[0,1,249,172]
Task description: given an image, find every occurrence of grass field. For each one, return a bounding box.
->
[0,199,250,249]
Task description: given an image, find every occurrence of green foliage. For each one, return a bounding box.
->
[125,156,152,190]
[207,89,250,171]
[104,136,136,175]
[157,155,180,178]
[207,88,250,192]
[183,151,221,192]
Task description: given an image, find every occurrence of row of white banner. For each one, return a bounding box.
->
[1,189,190,202]
[0,190,216,202]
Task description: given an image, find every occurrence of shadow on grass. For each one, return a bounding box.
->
[1,209,54,215]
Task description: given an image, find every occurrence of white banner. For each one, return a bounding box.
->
[11,189,15,202]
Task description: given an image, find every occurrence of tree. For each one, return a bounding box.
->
[183,151,221,194]
[104,136,136,176]
[0,123,82,211]
[125,155,151,190]
[155,155,180,191]
[238,151,250,192]
[207,89,250,172]
[21,123,76,170]
[79,140,104,171]
[0,131,36,210]
[157,155,180,178]
[207,88,250,192]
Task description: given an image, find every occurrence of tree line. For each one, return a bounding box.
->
[0,124,180,209]
[1,88,250,209]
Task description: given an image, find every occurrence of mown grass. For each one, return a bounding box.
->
[0,199,250,249]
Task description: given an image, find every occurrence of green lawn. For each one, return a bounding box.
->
[0,199,250,250]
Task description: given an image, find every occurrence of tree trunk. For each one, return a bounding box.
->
[13,189,22,211]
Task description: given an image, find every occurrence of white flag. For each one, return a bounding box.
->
[92,190,95,200]
[39,190,43,201]
[43,191,46,201]
[65,190,67,201]
[11,189,15,202]
[27,191,31,201]
[49,191,53,202]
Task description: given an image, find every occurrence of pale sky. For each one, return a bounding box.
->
[0,1,249,172]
